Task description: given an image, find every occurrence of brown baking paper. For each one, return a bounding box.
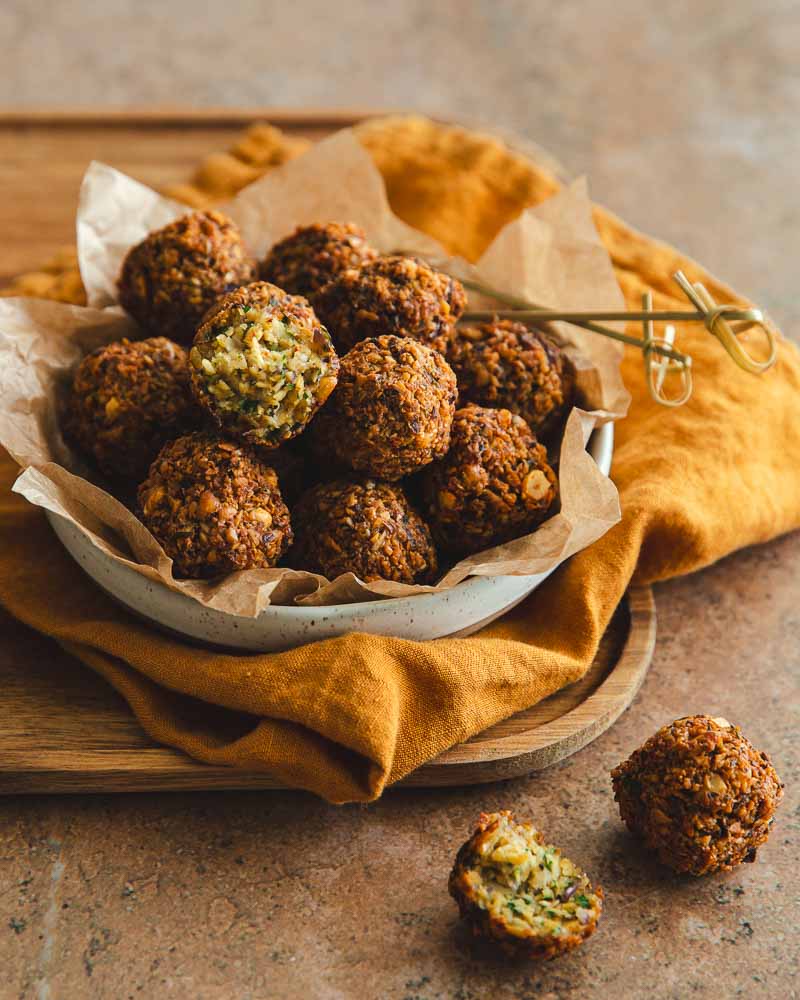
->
[0,128,629,615]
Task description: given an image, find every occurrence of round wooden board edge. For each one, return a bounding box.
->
[403,585,656,787]
[0,587,654,795]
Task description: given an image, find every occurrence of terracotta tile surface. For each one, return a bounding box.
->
[1,2,799,997]
[5,533,799,999]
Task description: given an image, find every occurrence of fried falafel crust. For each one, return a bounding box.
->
[612,715,784,876]
[447,319,575,436]
[260,222,378,299]
[137,431,292,579]
[313,255,466,354]
[290,479,438,584]
[311,335,457,481]
[449,811,603,960]
[118,210,257,344]
[190,282,339,450]
[66,336,198,482]
[422,404,557,556]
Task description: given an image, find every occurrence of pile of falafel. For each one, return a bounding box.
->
[66,211,575,584]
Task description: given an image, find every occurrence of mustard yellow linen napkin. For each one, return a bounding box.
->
[2,116,799,803]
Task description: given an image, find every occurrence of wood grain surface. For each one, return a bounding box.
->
[0,110,371,290]
[0,110,655,793]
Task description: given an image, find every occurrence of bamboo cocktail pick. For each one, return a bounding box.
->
[458,271,776,406]
[641,290,691,407]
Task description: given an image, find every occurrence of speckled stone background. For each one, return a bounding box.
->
[1,2,799,998]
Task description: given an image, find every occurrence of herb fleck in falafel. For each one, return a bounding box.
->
[447,319,575,436]
[612,715,784,876]
[313,255,466,354]
[137,432,292,579]
[189,282,339,450]
[118,210,257,344]
[290,479,438,584]
[66,336,198,482]
[449,811,603,960]
[311,335,457,481]
[260,222,378,299]
[422,404,557,556]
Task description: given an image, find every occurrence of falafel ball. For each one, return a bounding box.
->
[189,282,339,450]
[313,255,467,354]
[137,431,292,579]
[421,404,557,556]
[447,319,576,436]
[290,479,438,584]
[260,222,378,299]
[66,336,198,482]
[449,811,603,960]
[612,716,784,876]
[118,210,257,344]
[311,335,457,481]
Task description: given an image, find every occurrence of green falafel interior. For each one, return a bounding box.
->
[190,291,338,448]
[450,811,602,957]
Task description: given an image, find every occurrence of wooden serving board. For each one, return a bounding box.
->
[0,588,654,793]
[0,108,655,793]
[0,107,365,291]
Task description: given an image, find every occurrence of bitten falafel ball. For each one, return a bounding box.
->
[260,222,378,299]
[290,479,438,584]
[118,210,257,344]
[311,335,457,481]
[313,255,466,354]
[422,405,557,556]
[612,716,784,876]
[189,282,339,450]
[449,811,603,960]
[66,337,198,482]
[137,432,292,579]
[447,319,576,436]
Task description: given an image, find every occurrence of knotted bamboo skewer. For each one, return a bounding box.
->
[457,271,776,406]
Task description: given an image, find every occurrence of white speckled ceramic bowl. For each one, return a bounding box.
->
[46,423,613,651]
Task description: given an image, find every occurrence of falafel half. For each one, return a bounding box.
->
[311,335,457,481]
[422,404,557,556]
[118,210,257,344]
[189,282,339,450]
[313,255,466,354]
[66,336,199,482]
[137,431,292,579]
[447,319,575,436]
[612,715,784,876]
[449,811,603,960]
[260,222,378,299]
[290,479,438,584]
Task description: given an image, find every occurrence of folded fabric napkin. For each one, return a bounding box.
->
[1,116,798,803]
